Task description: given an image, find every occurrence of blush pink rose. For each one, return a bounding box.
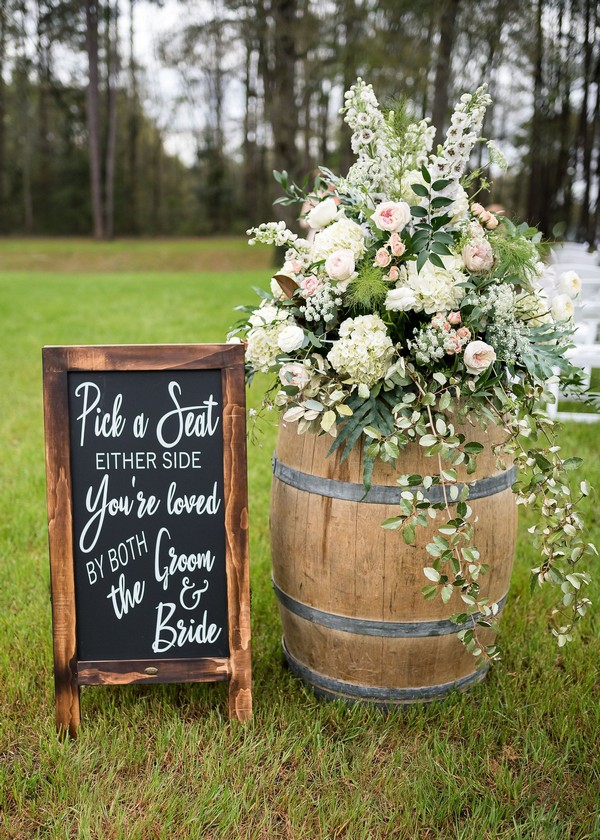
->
[289,258,303,273]
[387,265,400,281]
[444,336,462,355]
[447,311,462,325]
[300,275,320,296]
[463,340,496,375]
[375,247,391,267]
[471,202,485,216]
[325,249,355,282]
[388,232,406,256]
[485,214,499,230]
[372,201,411,233]
[478,210,492,224]
[279,362,311,389]
[457,326,471,340]
[462,238,494,273]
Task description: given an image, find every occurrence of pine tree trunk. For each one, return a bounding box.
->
[241,29,257,226]
[85,0,104,240]
[586,37,599,247]
[421,9,436,119]
[127,0,138,234]
[271,0,299,180]
[578,0,593,242]
[36,1,51,215]
[431,0,460,139]
[104,1,119,240]
[556,0,573,230]
[339,0,359,174]
[527,0,544,228]
[0,6,6,233]
[257,0,299,241]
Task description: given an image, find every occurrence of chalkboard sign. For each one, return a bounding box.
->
[43,345,251,736]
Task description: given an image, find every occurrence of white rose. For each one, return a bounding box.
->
[325,249,355,282]
[551,294,575,322]
[278,362,311,389]
[277,324,305,353]
[463,340,497,376]
[558,270,581,299]
[372,200,411,233]
[385,286,418,312]
[462,238,494,273]
[306,197,338,230]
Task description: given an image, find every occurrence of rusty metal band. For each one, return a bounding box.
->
[281,638,490,705]
[272,457,517,505]
[273,579,508,638]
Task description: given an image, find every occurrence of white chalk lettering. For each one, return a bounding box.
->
[74,381,125,446]
[79,474,134,553]
[166,480,221,516]
[95,451,157,470]
[152,602,222,653]
[106,573,145,619]
[133,412,149,438]
[162,451,202,470]
[85,554,104,585]
[179,576,210,611]
[154,526,216,591]
[155,382,219,448]
[106,531,148,572]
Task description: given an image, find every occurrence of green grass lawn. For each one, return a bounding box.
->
[0,240,599,839]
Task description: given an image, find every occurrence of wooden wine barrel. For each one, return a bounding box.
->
[270,419,518,706]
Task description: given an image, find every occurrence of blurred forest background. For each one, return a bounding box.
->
[0,0,598,242]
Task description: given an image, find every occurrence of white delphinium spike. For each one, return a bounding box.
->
[427,85,493,214]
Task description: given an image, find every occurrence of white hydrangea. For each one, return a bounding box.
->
[245,323,286,373]
[311,217,366,262]
[398,257,465,314]
[248,301,289,328]
[327,314,393,387]
[246,315,302,372]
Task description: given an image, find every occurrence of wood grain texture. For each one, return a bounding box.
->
[42,344,238,373]
[42,357,80,738]
[43,344,252,731]
[271,420,518,700]
[222,362,252,722]
[78,657,230,685]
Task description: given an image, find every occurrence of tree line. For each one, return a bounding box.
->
[0,0,598,242]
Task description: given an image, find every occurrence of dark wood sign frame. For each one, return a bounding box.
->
[43,344,251,736]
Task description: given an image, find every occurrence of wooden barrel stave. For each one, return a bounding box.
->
[270,420,518,704]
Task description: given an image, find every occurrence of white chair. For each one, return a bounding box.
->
[551,246,599,267]
[546,343,600,422]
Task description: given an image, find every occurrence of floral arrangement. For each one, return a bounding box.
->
[230,78,595,664]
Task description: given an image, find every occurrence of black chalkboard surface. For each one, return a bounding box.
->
[68,369,229,662]
[43,345,251,735]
